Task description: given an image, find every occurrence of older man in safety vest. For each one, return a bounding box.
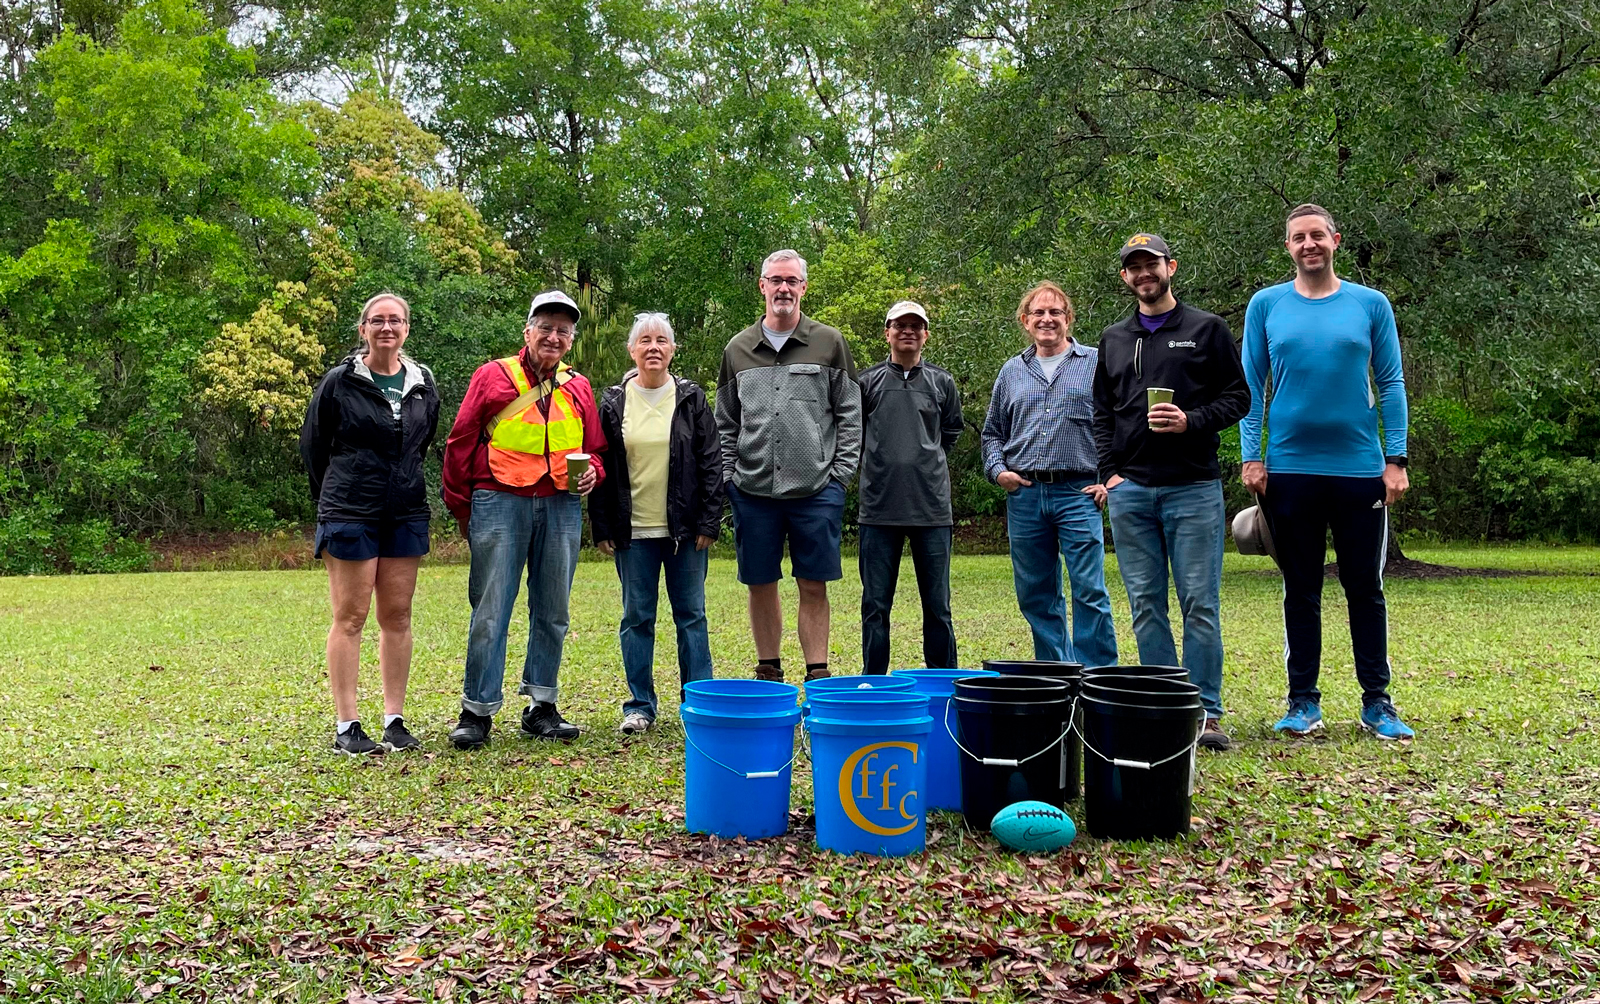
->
[442,290,607,748]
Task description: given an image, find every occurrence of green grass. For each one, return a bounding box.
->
[2,545,1598,1002]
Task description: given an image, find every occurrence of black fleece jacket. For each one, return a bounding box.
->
[1091,301,1250,486]
[299,354,440,523]
[590,374,724,549]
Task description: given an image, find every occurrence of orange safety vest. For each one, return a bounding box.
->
[485,357,584,490]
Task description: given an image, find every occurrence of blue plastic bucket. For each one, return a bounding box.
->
[801,674,914,716]
[681,679,802,839]
[805,690,932,856]
[891,669,999,812]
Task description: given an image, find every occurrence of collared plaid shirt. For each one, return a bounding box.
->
[981,340,1100,481]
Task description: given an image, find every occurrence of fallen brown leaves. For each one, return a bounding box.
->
[4,765,1600,1004]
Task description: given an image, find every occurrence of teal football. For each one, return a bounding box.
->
[990,801,1077,852]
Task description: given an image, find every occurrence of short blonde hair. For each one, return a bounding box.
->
[357,292,410,330]
[1286,203,1337,237]
[1016,281,1074,329]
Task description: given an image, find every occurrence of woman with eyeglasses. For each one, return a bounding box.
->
[591,312,723,734]
[300,292,441,755]
[979,281,1119,669]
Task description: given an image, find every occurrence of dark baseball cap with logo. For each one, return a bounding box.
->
[1119,232,1172,263]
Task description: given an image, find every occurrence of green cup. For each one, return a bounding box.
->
[566,452,591,494]
[1147,387,1174,430]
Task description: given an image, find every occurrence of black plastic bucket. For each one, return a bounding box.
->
[982,661,1085,801]
[1081,677,1200,709]
[1083,664,1188,682]
[950,676,1075,829]
[1080,678,1203,841]
[983,660,1084,688]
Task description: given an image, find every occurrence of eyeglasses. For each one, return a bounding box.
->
[1028,308,1069,320]
[888,320,927,333]
[532,323,575,339]
[363,316,408,328]
[762,275,805,287]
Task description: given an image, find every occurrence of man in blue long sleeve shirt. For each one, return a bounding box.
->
[1240,204,1415,741]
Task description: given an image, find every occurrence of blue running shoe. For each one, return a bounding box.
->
[1273,700,1324,735]
[1360,700,1416,740]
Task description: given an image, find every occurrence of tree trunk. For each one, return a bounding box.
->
[1386,524,1406,564]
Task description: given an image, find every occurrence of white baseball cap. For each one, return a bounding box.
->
[526,290,581,325]
[885,300,929,324]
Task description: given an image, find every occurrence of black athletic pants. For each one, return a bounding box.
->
[1263,473,1392,706]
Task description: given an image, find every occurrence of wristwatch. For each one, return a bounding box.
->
[1385,455,1409,468]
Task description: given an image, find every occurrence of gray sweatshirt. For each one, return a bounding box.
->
[857,359,963,526]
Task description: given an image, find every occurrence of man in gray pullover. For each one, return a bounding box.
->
[856,300,963,674]
[716,249,862,682]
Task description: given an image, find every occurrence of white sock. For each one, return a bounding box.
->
[336,719,357,734]
[384,713,403,728]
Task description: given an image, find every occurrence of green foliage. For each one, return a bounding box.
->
[1479,446,1600,542]
[807,231,920,367]
[4,0,1600,571]
[198,281,331,435]
[562,286,636,391]
[0,506,151,575]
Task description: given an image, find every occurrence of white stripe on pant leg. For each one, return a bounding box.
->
[1378,504,1393,696]
[1281,577,1292,696]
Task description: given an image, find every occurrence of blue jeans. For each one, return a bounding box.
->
[858,525,958,675]
[1107,478,1226,718]
[616,538,715,720]
[1004,479,1118,667]
[461,490,582,715]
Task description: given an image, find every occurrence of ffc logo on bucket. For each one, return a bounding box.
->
[836,742,920,836]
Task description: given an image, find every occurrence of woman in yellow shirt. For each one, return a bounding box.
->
[591,313,725,733]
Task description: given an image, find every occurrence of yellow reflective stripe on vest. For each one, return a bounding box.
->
[486,357,583,457]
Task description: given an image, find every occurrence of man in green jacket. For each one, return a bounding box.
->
[716,249,862,683]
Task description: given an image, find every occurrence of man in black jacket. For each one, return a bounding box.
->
[1092,234,1250,750]
[857,300,964,674]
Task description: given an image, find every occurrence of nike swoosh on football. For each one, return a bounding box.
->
[1022,826,1059,841]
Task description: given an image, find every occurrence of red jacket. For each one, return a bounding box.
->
[441,348,608,523]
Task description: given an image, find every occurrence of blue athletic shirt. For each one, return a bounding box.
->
[1240,279,1407,477]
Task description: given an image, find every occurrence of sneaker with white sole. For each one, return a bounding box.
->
[1360,700,1416,740]
[334,722,384,756]
[382,717,421,751]
[1273,700,1324,736]
[619,712,653,736]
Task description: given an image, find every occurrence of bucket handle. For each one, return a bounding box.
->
[943,696,1076,768]
[679,720,799,780]
[1078,730,1196,771]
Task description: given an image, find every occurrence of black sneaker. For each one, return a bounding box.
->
[334,722,384,756]
[382,717,421,751]
[448,709,492,750]
[1197,718,1232,752]
[520,702,580,741]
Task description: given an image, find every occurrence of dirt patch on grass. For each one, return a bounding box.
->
[145,528,471,571]
[1326,557,1541,579]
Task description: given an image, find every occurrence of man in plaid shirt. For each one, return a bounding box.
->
[981,280,1118,668]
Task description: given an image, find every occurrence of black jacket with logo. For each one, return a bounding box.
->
[299,353,441,523]
[857,359,963,526]
[591,374,725,549]
[1091,301,1250,486]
